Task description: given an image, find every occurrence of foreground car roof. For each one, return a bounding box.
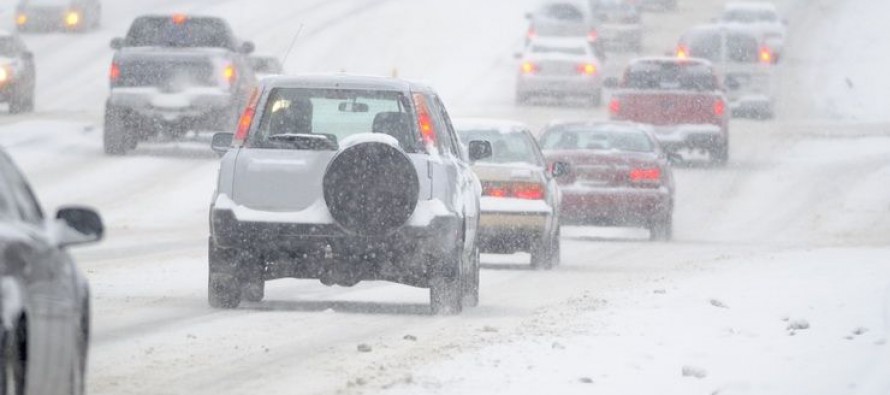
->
[260,74,434,93]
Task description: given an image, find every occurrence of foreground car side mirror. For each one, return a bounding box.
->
[240,41,256,54]
[468,140,492,162]
[603,77,620,89]
[110,37,124,50]
[55,207,104,247]
[211,132,234,156]
[550,161,571,178]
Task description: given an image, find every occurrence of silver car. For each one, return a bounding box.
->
[516,37,605,106]
[0,148,104,395]
[209,75,491,314]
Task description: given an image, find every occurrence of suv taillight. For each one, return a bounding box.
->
[109,62,120,83]
[412,93,437,150]
[483,182,545,200]
[233,88,260,145]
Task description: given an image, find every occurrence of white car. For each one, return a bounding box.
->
[718,2,786,56]
[516,37,605,106]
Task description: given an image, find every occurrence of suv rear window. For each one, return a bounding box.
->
[125,17,235,49]
[624,61,717,91]
[250,88,418,152]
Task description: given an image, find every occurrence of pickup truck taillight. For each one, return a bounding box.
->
[577,63,597,75]
[714,99,726,117]
[759,46,773,64]
[109,62,120,83]
[483,181,545,200]
[609,98,621,116]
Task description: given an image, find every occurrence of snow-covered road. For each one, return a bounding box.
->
[0,0,888,394]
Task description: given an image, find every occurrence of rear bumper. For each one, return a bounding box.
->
[109,90,235,131]
[651,124,726,151]
[560,186,670,226]
[517,76,602,96]
[478,208,550,253]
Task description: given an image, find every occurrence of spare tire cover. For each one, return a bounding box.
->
[323,142,420,236]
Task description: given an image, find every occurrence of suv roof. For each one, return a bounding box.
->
[259,74,435,94]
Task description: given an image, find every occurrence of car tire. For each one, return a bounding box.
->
[430,276,463,315]
[530,237,554,270]
[649,215,673,241]
[241,278,265,303]
[103,105,133,155]
[711,141,729,166]
[207,239,242,309]
[461,246,480,308]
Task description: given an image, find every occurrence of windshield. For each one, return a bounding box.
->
[125,17,235,49]
[250,88,416,151]
[457,129,542,165]
[540,126,654,152]
[625,62,717,90]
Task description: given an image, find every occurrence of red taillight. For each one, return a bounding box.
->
[609,98,621,115]
[759,46,773,63]
[172,13,188,25]
[233,88,260,145]
[714,99,726,117]
[224,64,236,85]
[412,93,437,149]
[527,27,537,40]
[109,62,120,82]
[521,61,539,74]
[587,29,598,42]
[676,45,689,60]
[483,182,545,200]
[629,168,661,183]
[577,63,597,75]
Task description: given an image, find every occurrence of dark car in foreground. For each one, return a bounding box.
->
[540,121,675,240]
[208,75,491,314]
[15,0,101,32]
[104,14,257,155]
[0,31,35,114]
[0,148,104,394]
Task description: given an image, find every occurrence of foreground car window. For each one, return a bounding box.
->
[541,126,654,152]
[250,88,415,151]
[459,130,541,165]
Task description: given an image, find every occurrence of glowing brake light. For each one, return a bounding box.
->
[577,63,597,75]
[109,62,120,82]
[608,98,621,115]
[223,64,237,85]
[65,11,80,27]
[629,168,661,183]
[483,182,545,200]
[233,88,261,145]
[15,14,27,26]
[587,29,598,42]
[172,13,188,25]
[0,67,11,84]
[676,45,689,60]
[759,46,773,63]
[412,93,438,149]
[521,62,538,74]
[714,99,726,117]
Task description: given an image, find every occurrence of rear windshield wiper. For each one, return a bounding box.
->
[266,133,338,150]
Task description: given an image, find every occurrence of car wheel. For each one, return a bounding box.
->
[208,239,242,309]
[530,237,554,270]
[103,105,133,155]
[461,246,480,308]
[430,276,463,315]
[649,215,673,241]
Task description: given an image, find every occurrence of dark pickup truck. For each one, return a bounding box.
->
[104,14,257,155]
[607,57,730,164]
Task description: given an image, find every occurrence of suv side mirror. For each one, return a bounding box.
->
[55,207,104,247]
[211,132,234,156]
[603,77,620,89]
[550,161,570,178]
[467,140,492,162]
[240,41,256,54]
[110,37,124,50]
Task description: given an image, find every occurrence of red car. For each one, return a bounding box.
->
[606,57,730,164]
[540,121,676,240]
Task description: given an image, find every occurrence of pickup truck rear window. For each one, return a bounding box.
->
[125,17,235,49]
[250,88,418,152]
[624,62,717,91]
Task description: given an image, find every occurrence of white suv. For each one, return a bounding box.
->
[208,75,492,314]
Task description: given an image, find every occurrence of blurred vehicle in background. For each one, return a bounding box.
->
[0,32,35,114]
[15,0,101,32]
[0,147,104,395]
[525,1,602,48]
[103,14,258,155]
[455,119,566,270]
[589,0,643,52]
[249,54,284,80]
[717,2,785,56]
[540,121,675,240]
[516,37,605,106]
[606,57,730,164]
[678,24,776,119]
[632,0,676,12]
[208,75,491,314]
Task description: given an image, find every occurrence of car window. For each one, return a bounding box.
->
[624,62,718,91]
[458,129,543,166]
[540,126,655,152]
[125,17,236,49]
[250,88,417,152]
[0,154,43,224]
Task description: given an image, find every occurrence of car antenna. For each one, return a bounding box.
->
[281,23,305,69]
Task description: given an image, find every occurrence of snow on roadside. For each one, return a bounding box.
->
[382,248,890,395]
